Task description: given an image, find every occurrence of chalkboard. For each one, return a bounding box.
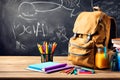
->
[0,0,93,56]
[93,0,120,37]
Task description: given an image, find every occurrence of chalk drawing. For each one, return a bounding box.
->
[19,25,32,36]
[16,41,26,50]
[55,25,69,42]
[13,22,68,49]
[13,0,93,50]
[17,1,62,20]
[17,0,92,20]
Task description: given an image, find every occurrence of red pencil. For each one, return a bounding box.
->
[79,71,92,74]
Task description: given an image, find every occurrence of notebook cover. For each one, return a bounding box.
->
[42,63,67,72]
[45,65,74,73]
[28,62,67,71]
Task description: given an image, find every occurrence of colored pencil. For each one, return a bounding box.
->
[37,43,43,54]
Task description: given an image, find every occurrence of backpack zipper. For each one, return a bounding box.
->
[69,43,93,49]
[69,52,90,56]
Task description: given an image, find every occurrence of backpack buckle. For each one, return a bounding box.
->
[73,33,77,39]
[85,34,91,43]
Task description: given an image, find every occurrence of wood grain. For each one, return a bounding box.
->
[0,56,120,80]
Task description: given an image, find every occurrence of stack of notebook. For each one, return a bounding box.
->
[27,62,73,73]
[112,38,120,49]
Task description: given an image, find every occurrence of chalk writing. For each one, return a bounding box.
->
[12,0,93,50]
[0,0,95,55]
[13,22,68,37]
[19,25,32,36]
[64,0,79,7]
[13,21,49,37]
[55,25,68,42]
[13,21,68,49]
[16,41,26,50]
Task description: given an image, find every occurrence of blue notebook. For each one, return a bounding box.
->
[27,62,68,72]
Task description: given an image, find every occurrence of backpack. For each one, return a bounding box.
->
[68,7,117,68]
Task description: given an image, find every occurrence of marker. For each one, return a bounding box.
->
[104,46,107,58]
[79,71,92,74]
[80,67,95,74]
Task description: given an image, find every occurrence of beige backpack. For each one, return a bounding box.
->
[68,7,117,68]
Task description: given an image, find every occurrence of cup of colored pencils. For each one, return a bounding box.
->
[37,41,57,63]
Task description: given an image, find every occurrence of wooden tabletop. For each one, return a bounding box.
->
[0,56,120,80]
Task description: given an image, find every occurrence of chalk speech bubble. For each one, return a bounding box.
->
[18,0,92,20]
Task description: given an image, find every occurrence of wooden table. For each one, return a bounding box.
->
[0,56,120,80]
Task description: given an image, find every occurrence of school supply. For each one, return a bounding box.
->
[27,62,73,73]
[37,42,57,54]
[112,38,120,45]
[78,71,92,74]
[77,68,93,74]
[111,38,120,71]
[37,42,57,62]
[80,67,95,74]
[95,47,109,69]
[118,52,120,71]
[60,66,95,75]
[45,65,73,73]
[60,67,75,74]
[68,6,117,68]
[110,52,118,71]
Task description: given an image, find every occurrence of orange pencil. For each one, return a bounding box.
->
[51,42,57,54]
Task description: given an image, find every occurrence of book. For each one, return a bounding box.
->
[45,65,73,73]
[113,44,120,48]
[112,38,120,45]
[27,62,73,73]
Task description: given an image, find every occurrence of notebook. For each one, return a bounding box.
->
[45,65,73,73]
[27,62,73,73]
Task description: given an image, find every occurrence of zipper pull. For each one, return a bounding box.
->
[85,34,91,43]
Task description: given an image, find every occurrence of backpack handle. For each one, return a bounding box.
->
[93,6,101,11]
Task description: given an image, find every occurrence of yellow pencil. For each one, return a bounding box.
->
[37,43,43,54]
[46,42,48,54]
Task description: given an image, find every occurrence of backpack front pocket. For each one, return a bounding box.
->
[68,37,95,68]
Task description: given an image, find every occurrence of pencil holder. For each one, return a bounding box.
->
[37,41,57,63]
[41,54,53,63]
